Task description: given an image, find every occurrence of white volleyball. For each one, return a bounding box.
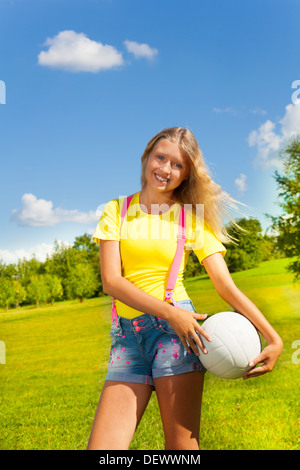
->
[198,312,261,379]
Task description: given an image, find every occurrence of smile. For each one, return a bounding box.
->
[154,173,169,183]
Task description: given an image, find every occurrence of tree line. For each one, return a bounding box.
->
[0,221,281,311]
[0,236,101,311]
[1,138,299,311]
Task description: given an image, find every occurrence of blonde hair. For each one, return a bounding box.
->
[140,127,243,244]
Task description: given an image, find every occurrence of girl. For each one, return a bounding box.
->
[87,127,283,450]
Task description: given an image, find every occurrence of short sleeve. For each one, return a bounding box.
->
[92,199,120,246]
[193,222,226,264]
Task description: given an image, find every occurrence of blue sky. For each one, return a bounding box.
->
[1,0,300,264]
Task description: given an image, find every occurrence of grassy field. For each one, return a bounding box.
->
[0,258,299,450]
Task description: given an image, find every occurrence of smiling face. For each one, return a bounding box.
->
[143,139,190,196]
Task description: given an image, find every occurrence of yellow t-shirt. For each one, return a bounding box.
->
[92,192,226,318]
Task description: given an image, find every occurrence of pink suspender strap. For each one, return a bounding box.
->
[111,195,134,327]
[111,300,119,327]
[111,196,186,326]
[120,194,134,221]
[164,206,186,307]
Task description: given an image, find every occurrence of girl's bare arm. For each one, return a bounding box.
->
[202,253,283,378]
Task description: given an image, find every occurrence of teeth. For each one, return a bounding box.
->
[155,173,168,182]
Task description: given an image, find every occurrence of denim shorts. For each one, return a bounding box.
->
[105,299,206,386]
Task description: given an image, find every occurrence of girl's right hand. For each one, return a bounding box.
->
[167,306,212,356]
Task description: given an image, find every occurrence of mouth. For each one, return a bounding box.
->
[154,173,169,183]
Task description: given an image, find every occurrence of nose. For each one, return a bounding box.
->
[161,159,171,175]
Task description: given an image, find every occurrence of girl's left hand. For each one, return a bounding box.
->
[243,340,283,380]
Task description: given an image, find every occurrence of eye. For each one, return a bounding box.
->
[174,162,183,169]
[157,155,164,161]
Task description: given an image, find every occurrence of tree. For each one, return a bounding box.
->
[27,275,49,307]
[73,233,102,295]
[0,279,16,311]
[65,263,100,303]
[17,257,45,288]
[0,262,17,281]
[0,262,27,308]
[73,233,97,254]
[259,233,283,261]
[44,242,86,299]
[44,274,63,304]
[225,218,264,272]
[269,138,300,279]
[185,251,205,278]
[13,280,27,308]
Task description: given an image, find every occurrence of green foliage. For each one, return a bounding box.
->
[185,251,205,278]
[0,278,16,311]
[0,263,17,280]
[17,257,45,286]
[26,275,49,307]
[13,280,27,307]
[44,274,63,304]
[225,218,266,272]
[0,233,102,309]
[73,233,102,292]
[0,277,27,310]
[268,138,300,279]
[44,235,102,300]
[44,242,86,287]
[65,263,100,303]
[259,233,283,261]
[184,218,279,279]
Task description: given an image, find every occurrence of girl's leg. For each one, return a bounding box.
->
[154,371,205,450]
[87,380,153,450]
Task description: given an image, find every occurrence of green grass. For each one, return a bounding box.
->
[0,258,299,450]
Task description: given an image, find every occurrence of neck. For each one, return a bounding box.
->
[139,187,176,214]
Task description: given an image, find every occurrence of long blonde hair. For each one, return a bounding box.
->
[140,127,243,244]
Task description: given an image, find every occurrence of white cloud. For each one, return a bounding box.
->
[248,120,282,168]
[124,40,158,60]
[212,106,238,116]
[248,103,300,169]
[213,106,267,116]
[0,241,72,265]
[38,30,124,72]
[234,173,248,193]
[11,193,105,227]
[249,107,267,115]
